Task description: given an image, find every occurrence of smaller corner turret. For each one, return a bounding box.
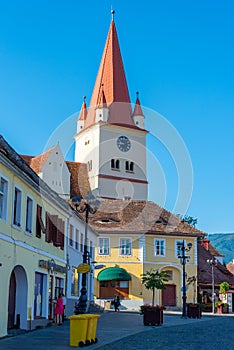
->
[77,96,87,133]
[95,84,109,123]
[132,92,145,129]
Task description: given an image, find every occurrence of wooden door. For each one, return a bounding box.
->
[162,284,176,306]
[99,280,129,299]
[8,272,16,329]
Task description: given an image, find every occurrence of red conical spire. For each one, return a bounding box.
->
[78,96,87,121]
[132,92,144,117]
[83,14,134,128]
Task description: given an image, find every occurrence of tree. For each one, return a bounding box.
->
[176,214,198,227]
[141,269,169,306]
[220,282,229,295]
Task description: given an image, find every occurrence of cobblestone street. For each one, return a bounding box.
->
[1,312,234,350]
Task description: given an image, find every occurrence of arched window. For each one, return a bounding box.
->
[111,159,120,170]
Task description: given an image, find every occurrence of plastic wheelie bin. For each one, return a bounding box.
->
[69,315,89,347]
[85,314,100,345]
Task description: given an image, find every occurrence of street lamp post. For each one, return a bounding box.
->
[207,258,217,314]
[178,240,193,318]
[72,193,100,313]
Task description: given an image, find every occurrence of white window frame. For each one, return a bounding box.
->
[98,237,110,256]
[69,224,74,247]
[154,238,166,257]
[175,240,185,258]
[119,238,132,256]
[0,175,9,221]
[13,185,22,228]
[25,195,33,234]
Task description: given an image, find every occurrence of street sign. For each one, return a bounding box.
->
[77,263,90,273]
[181,286,188,292]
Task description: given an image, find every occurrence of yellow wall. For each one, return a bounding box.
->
[94,233,198,307]
[0,162,67,337]
[1,164,66,259]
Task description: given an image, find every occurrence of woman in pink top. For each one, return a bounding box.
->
[54,294,64,325]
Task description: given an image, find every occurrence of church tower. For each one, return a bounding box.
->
[74,12,148,200]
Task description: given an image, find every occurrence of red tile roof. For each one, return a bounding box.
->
[132,93,144,117]
[198,243,234,286]
[78,97,87,121]
[226,261,234,275]
[80,20,135,129]
[80,199,206,236]
[66,161,91,198]
[21,147,55,173]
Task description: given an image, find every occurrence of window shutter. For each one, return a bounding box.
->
[45,212,52,242]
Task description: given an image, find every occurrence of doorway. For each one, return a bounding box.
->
[162,284,176,306]
[7,265,28,330]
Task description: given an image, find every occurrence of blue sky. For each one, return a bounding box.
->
[1,1,234,234]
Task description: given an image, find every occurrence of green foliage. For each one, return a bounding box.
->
[176,214,198,227]
[141,269,169,306]
[220,282,230,294]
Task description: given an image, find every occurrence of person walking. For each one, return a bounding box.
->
[62,293,67,322]
[113,295,120,312]
[54,294,64,325]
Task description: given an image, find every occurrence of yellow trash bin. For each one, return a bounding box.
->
[69,315,89,347]
[85,314,100,345]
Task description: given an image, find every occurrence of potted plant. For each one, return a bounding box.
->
[218,282,230,313]
[140,269,169,326]
[215,302,229,314]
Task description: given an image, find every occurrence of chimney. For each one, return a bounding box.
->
[201,239,210,251]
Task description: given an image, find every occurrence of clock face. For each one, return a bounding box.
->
[117,136,131,152]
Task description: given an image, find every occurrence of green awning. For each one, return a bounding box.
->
[97,266,132,281]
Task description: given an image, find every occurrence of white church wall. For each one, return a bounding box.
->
[41,145,70,199]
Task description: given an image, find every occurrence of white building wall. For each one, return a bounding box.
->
[41,145,70,199]
[74,124,100,191]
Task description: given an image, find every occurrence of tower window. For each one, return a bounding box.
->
[125,161,134,172]
[111,159,120,170]
[88,160,92,172]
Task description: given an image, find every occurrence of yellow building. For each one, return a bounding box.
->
[90,200,204,309]
[0,136,70,337]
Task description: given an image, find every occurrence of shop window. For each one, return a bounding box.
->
[34,272,44,318]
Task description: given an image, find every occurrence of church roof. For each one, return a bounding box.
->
[79,18,135,129]
[21,146,56,173]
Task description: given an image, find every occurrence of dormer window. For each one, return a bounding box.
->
[155,217,168,225]
[95,218,119,224]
